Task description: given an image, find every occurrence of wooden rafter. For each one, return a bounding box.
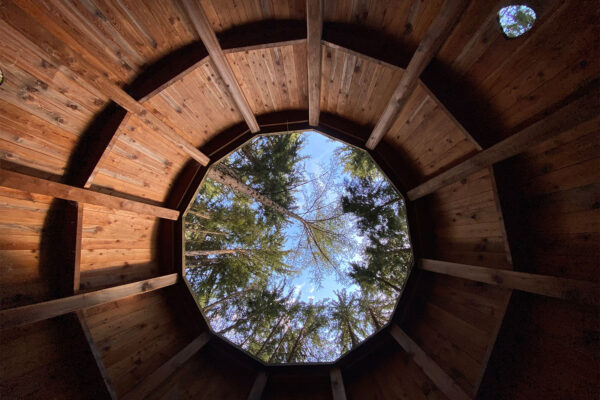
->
[389,325,471,400]
[0,0,210,166]
[0,169,179,220]
[181,0,260,133]
[365,0,470,150]
[330,367,348,400]
[247,371,268,400]
[419,259,599,305]
[122,333,211,400]
[407,90,598,200]
[0,274,178,330]
[306,0,324,126]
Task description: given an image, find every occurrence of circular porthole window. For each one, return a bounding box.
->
[498,5,536,38]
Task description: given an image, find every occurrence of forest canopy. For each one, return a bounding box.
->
[184,131,413,363]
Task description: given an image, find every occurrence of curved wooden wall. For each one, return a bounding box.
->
[0,1,597,399]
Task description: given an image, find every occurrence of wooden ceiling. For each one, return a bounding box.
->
[0,0,598,399]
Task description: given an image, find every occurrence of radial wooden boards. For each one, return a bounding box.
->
[477,108,599,398]
[344,344,450,400]
[144,344,256,400]
[226,43,309,115]
[320,43,403,127]
[2,0,198,88]
[428,0,599,145]
[198,0,306,33]
[0,316,113,399]
[401,167,513,397]
[323,0,445,56]
[85,289,194,397]
[142,59,244,148]
[383,82,479,181]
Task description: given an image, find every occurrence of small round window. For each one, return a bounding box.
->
[498,5,536,38]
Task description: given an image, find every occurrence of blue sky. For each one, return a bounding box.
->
[280,131,361,303]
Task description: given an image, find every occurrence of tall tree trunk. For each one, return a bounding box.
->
[185,248,252,256]
[368,306,382,330]
[372,273,402,293]
[287,320,307,362]
[202,286,255,313]
[256,315,286,357]
[188,210,210,219]
[268,326,290,363]
[346,320,358,347]
[218,318,247,335]
[207,168,313,227]
[240,323,260,348]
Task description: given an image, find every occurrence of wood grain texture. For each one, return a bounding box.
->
[408,90,599,200]
[420,259,598,305]
[182,0,260,133]
[366,0,470,149]
[0,274,177,330]
[390,325,470,400]
[122,332,211,400]
[307,0,323,126]
[0,169,179,220]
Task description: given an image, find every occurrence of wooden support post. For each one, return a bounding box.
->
[306,0,323,126]
[247,370,268,400]
[0,169,179,220]
[406,91,598,200]
[390,325,470,400]
[0,274,178,330]
[121,332,211,400]
[330,367,347,400]
[419,259,599,305]
[181,0,260,133]
[366,0,469,149]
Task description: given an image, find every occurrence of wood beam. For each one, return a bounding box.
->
[390,325,470,400]
[419,259,599,305]
[406,91,598,200]
[121,332,211,400]
[247,371,268,400]
[366,0,469,149]
[57,201,118,399]
[306,0,324,126]
[0,169,179,220]
[0,274,178,330]
[182,0,260,133]
[330,367,347,400]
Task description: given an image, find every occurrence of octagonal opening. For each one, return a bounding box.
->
[184,130,413,363]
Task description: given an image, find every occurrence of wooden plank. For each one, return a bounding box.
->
[0,169,179,220]
[121,332,211,400]
[419,259,599,305]
[366,0,469,149]
[247,370,268,400]
[76,311,118,400]
[330,367,347,400]
[389,324,471,400]
[181,0,259,133]
[407,91,598,200]
[0,274,178,330]
[306,0,323,126]
[0,0,210,166]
